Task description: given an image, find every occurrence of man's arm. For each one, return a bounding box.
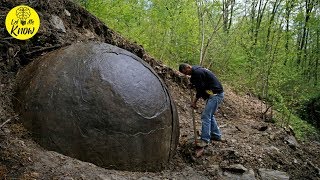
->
[190,69,206,108]
[191,96,199,109]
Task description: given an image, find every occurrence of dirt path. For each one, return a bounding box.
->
[165,77,320,180]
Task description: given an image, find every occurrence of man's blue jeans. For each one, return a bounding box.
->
[201,92,224,142]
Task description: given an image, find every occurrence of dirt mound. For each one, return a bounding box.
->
[1,0,320,179]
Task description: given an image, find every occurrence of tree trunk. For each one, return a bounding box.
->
[297,0,314,65]
[250,0,257,41]
[228,0,235,31]
[284,0,293,65]
[303,29,309,77]
[315,29,319,86]
[222,0,228,32]
[202,15,223,67]
[265,0,281,50]
[222,0,235,33]
[196,0,206,66]
[253,0,269,46]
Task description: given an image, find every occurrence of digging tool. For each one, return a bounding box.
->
[189,88,205,157]
[190,87,198,145]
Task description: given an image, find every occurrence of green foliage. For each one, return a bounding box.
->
[75,0,320,139]
[274,111,320,141]
[298,95,320,129]
[76,0,200,67]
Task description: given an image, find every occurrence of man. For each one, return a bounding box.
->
[179,63,224,147]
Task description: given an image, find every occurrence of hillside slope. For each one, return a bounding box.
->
[0,0,319,179]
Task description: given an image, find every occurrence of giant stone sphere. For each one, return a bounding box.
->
[15,42,179,171]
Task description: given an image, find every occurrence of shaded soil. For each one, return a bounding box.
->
[1,0,320,179]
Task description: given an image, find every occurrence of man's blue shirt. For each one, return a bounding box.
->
[190,66,224,100]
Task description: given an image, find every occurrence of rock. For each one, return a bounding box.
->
[84,29,96,39]
[269,134,275,140]
[2,127,10,134]
[258,168,290,180]
[179,166,210,180]
[220,148,240,160]
[306,160,320,176]
[223,168,256,180]
[262,132,269,136]
[203,146,214,156]
[137,177,153,180]
[26,172,39,179]
[221,164,248,174]
[314,140,320,146]
[56,176,74,180]
[64,9,71,17]
[285,125,295,136]
[285,135,299,149]
[207,165,220,175]
[258,126,268,131]
[230,139,237,143]
[14,42,179,172]
[265,146,280,154]
[110,174,128,180]
[50,15,66,33]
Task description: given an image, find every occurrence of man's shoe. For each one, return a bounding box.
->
[196,139,209,147]
[211,136,226,142]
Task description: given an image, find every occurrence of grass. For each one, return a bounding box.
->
[274,111,320,141]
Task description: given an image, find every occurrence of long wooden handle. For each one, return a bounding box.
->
[190,88,198,146]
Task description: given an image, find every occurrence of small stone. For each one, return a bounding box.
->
[259,168,290,180]
[207,165,220,174]
[259,126,268,131]
[262,132,268,136]
[64,9,71,16]
[137,177,153,180]
[84,29,95,39]
[220,124,227,128]
[110,174,127,180]
[97,174,112,179]
[222,164,248,174]
[3,128,10,134]
[203,147,214,156]
[30,172,39,178]
[57,176,74,180]
[223,168,256,180]
[285,135,299,149]
[266,146,280,153]
[50,15,66,33]
[8,47,14,57]
[269,134,275,140]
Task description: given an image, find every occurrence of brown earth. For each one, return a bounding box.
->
[1,0,320,179]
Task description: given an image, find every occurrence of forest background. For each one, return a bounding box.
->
[76,0,320,140]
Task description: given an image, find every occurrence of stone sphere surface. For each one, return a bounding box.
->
[15,42,179,171]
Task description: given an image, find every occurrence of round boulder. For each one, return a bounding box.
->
[14,42,179,171]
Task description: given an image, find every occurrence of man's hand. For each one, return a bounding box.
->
[191,101,198,109]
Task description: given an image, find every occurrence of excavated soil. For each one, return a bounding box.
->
[1,0,320,179]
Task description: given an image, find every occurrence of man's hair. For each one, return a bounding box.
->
[179,63,189,73]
